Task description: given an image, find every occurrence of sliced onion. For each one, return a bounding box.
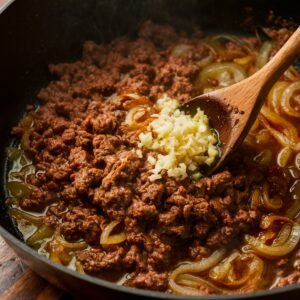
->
[54,228,87,251]
[267,81,290,114]
[258,115,300,151]
[286,198,300,219]
[209,252,264,290]
[197,53,215,68]
[284,66,300,81]
[272,224,293,246]
[100,220,126,246]
[209,252,240,282]
[9,208,43,225]
[49,248,72,266]
[6,147,22,161]
[260,214,293,229]
[250,189,261,209]
[256,41,273,69]
[260,106,298,142]
[281,82,300,117]
[195,62,246,90]
[122,93,153,110]
[48,228,87,266]
[169,248,226,295]
[206,35,254,60]
[261,183,283,211]
[277,147,293,168]
[7,181,33,199]
[171,44,193,57]
[233,55,254,66]
[175,274,225,295]
[75,261,85,273]
[26,225,54,248]
[256,129,272,144]
[244,223,300,258]
[257,230,276,243]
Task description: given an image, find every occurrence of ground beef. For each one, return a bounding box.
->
[126,271,168,291]
[11,21,270,292]
[274,250,300,287]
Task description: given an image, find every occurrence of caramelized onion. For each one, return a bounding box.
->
[261,183,283,211]
[250,189,261,209]
[100,220,126,246]
[206,35,254,60]
[256,129,272,144]
[286,198,300,219]
[260,215,293,229]
[53,228,87,251]
[256,41,273,69]
[6,147,22,161]
[48,228,87,266]
[196,62,246,92]
[9,208,43,225]
[281,82,300,117]
[169,248,226,295]
[169,250,264,295]
[284,66,300,82]
[197,53,215,68]
[258,115,300,151]
[122,93,153,110]
[175,274,225,295]
[26,225,54,248]
[233,55,254,66]
[244,223,300,258]
[260,106,298,142]
[272,224,293,246]
[267,81,289,114]
[277,147,293,168]
[209,252,264,291]
[7,181,33,199]
[171,44,193,57]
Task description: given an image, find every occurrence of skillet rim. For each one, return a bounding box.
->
[0,0,299,298]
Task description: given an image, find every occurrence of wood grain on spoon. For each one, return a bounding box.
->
[183,26,300,172]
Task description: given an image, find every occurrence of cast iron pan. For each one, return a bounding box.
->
[0,0,299,299]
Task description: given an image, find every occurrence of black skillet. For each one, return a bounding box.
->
[0,0,299,299]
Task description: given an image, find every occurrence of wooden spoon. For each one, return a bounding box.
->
[182,26,300,172]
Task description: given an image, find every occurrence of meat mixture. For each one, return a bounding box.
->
[9,21,299,292]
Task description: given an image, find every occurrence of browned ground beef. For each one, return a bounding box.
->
[12,21,295,291]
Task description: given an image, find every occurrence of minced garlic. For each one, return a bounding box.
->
[137,95,219,182]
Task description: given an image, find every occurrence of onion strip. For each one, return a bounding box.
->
[267,81,290,114]
[53,228,87,251]
[260,215,293,229]
[281,81,300,117]
[9,208,43,225]
[244,223,300,258]
[100,220,126,246]
[209,252,264,290]
[169,248,226,295]
[261,183,283,211]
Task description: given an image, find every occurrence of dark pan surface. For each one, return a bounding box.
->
[0,0,299,299]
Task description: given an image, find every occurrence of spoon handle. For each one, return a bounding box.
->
[250,26,300,100]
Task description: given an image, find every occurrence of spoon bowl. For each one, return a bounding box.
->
[182,26,300,172]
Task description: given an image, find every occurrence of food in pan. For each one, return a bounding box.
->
[6,21,300,295]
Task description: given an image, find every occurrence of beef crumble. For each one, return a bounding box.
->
[11,21,292,292]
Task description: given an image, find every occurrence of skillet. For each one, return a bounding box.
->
[0,0,299,299]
